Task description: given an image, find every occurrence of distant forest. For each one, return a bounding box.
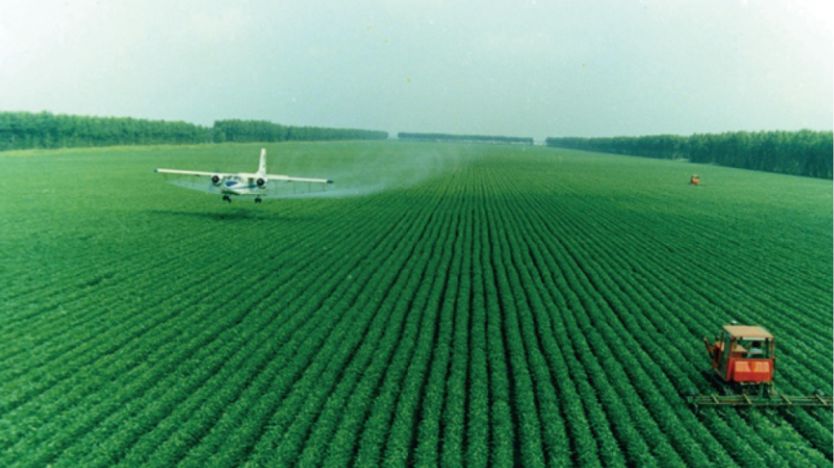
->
[2,111,830,179]
[214,119,387,143]
[546,131,833,179]
[399,132,533,145]
[0,112,388,151]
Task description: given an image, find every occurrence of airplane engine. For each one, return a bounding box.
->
[256,177,266,187]
[211,175,222,186]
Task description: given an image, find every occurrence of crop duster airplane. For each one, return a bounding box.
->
[154,148,333,203]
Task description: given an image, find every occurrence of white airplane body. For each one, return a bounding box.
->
[155,148,333,203]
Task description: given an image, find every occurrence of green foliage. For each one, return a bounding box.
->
[0,111,213,150]
[214,119,388,143]
[0,141,831,466]
[546,130,833,179]
[399,131,533,145]
[0,111,388,152]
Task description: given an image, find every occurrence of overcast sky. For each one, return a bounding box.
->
[0,0,831,139]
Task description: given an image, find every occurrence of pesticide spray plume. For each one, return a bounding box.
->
[164,145,464,201]
[169,178,222,195]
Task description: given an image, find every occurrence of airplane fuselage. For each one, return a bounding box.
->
[218,175,268,196]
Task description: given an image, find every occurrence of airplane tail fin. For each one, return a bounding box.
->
[257,148,267,175]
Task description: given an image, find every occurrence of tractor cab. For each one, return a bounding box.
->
[705,325,774,386]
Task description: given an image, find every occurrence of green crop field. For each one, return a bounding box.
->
[1,141,831,466]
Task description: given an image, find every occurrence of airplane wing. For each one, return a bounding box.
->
[267,174,334,184]
[155,168,233,177]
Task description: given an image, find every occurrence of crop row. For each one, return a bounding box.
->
[489,166,831,463]
[3,145,830,466]
[1,202,377,464]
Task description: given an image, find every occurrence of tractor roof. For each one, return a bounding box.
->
[724,325,773,339]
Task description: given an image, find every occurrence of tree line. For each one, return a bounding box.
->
[0,112,389,151]
[545,131,832,179]
[213,119,388,142]
[0,111,213,150]
[398,132,533,145]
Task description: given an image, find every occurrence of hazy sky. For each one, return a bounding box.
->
[1,0,831,139]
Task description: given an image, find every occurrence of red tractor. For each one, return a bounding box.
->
[704,325,774,394]
[689,323,832,408]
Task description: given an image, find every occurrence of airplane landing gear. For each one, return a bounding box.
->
[222,195,232,203]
